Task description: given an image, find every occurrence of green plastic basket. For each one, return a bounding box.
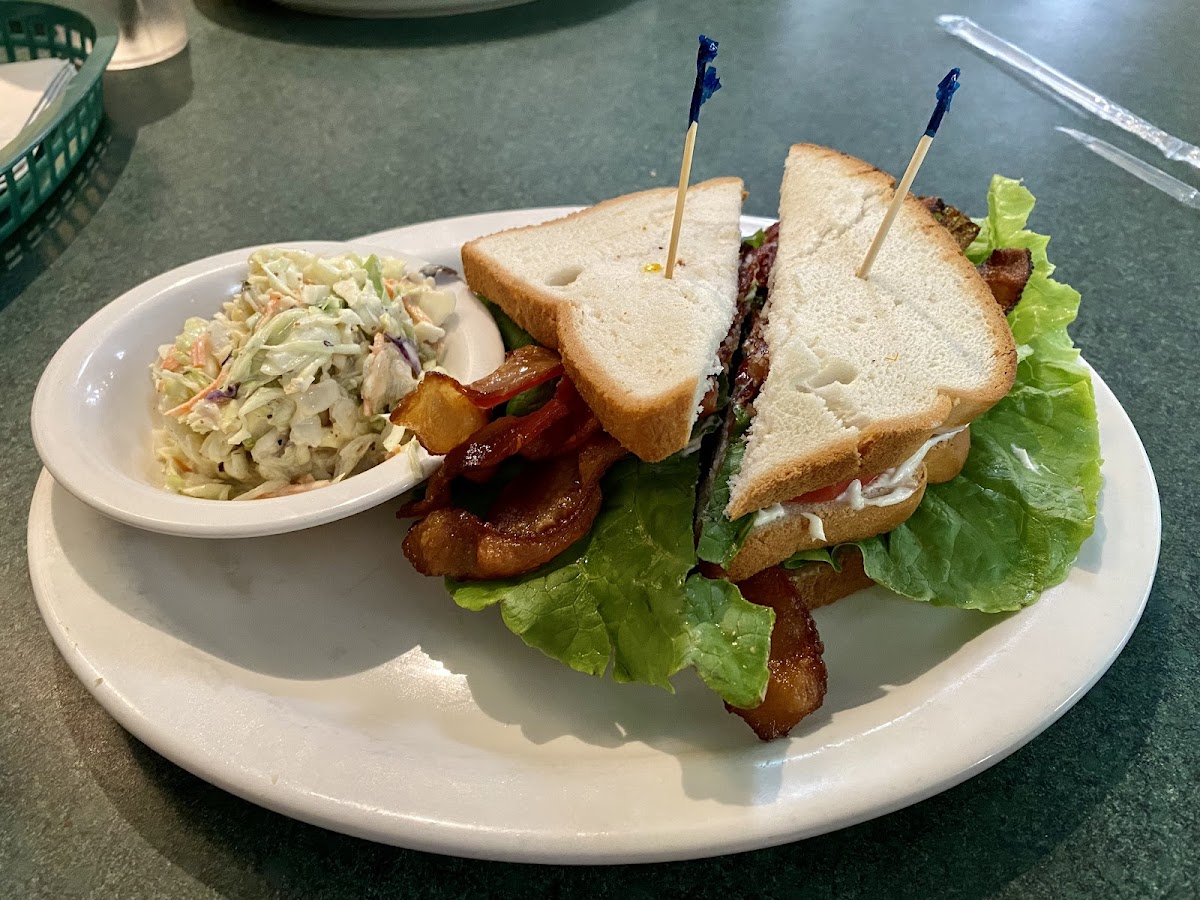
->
[0,2,116,243]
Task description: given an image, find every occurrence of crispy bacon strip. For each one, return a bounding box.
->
[487,434,626,534]
[458,344,563,409]
[730,301,770,418]
[697,226,781,419]
[727,566,828,741]
[520,378,602,461]
[920,196,1032,313]
[785,547,874,611]
[694,239,779,537]
[738,223,780,298]
[397,380,576,518]
[390,372,489,454]
[977,247,1033,314]
[391,346,565,454]
[402,435,627,579]
[918,195,981,251]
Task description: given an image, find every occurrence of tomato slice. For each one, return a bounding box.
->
[791,472,880,505]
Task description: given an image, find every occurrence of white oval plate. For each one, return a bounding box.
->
[30,240,504,539]
[28,211,1160,864]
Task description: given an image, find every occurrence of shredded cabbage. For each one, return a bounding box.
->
[150,248,455,500]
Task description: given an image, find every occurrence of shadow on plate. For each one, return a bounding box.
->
[194,0,642,48]
[54,476,1008,808]
[52,484,786,803]
[1075,484,1108,575]
[0,48,193,310]
[52,581,1166,896]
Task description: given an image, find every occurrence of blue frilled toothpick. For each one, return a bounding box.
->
[665,35,722,279]
[857,67,961,279]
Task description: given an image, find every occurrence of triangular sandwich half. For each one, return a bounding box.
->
[461,178,745,461]
[706,146,1016,580]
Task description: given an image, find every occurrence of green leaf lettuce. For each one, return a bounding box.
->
[696,433,755,567]
[451,175,1101,713]
[857,176,1102,612]
[479,297,535,351]
[447,454,773,708]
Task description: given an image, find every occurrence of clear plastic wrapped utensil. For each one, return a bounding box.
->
[1056,128,1200,210]
[937,14,1200,171]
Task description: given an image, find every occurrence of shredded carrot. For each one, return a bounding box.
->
[402,294,431,326]
[190,333,209,368]
[164,372,226,418]
[161,355,181,372]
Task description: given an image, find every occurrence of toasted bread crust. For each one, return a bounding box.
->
[726,472,927,582]
[925,426,971,484]
[460,247,562,349]
[725,146,1016,519]
[556,317,698,462]
[460,178,744,462]
[726,428,971,581]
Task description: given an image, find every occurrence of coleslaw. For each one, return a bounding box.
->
[150,248,455,500]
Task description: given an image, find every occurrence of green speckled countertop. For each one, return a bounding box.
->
[2,0,1198,895]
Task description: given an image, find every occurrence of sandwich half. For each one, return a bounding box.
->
[461,178,745,461]
[393,156,1096,743]
[699,145,1017,581]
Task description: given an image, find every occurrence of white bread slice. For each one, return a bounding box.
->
[726,146,1015,519]
[461,178,745,462]
[727,472,927,582]
[923,424,972,484]
[726,428,970,581]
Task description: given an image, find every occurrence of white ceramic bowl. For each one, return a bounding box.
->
[30,240,504,539]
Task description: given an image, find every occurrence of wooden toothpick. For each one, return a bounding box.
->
[858,68,961,280]
[666,122,699,279]
[665,35,721,279]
